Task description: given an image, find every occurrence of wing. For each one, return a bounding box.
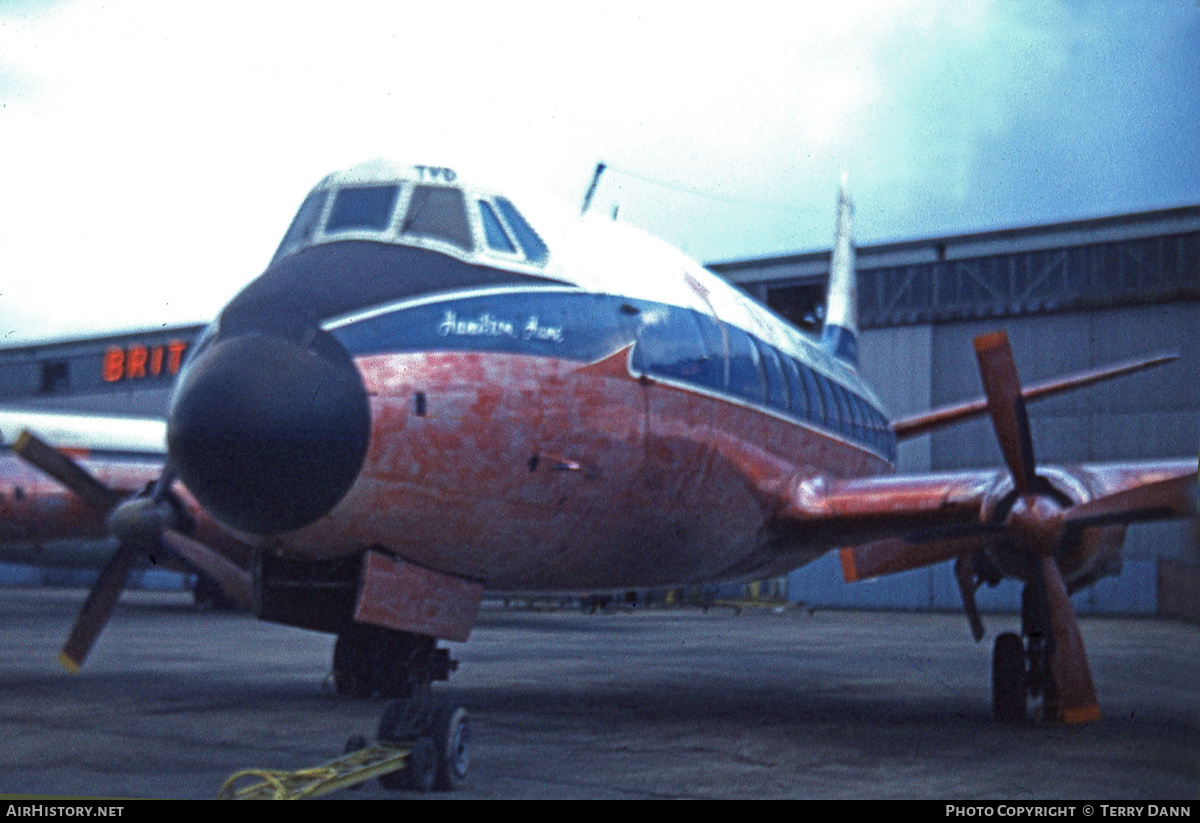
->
[774,460,1195,583]
[770,332,1197,725]
[0,410,167,544]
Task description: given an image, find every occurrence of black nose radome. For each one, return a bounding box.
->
[167,330,370,535]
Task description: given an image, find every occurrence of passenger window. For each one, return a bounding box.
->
[801,365,825,428]
[872,406,889,441]
[786,357,809,419]
[495,198,549,264]
[633,309,707,383]
[831,384,854,437]
[327,185,400,233]
[403,186,474,251]
[756,341,789,411]
[816,373,841,432]
[843,388,867,441]
[695,315,728,392]
[872,406,894,455]
[727,328,766,403]
[478,201,517,253]
[863,398,882,446]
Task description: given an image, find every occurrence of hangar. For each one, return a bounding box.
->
[710,204,1200,619]
[0,204,1196,616]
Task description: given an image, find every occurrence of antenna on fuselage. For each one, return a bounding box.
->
[580,162,607,215]
[820,172,860,369]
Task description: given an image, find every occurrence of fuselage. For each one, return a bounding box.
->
[166,160,898,592]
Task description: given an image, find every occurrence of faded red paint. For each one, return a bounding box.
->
[0,454,251,575]
[355,550,484,641]
[4,349,1187,612]
[0,459,155,544]
[277,348,892,591]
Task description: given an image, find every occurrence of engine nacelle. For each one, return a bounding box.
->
[978,466,1128,592]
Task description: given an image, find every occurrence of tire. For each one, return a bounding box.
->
[406,737,438,793]
[378,736,436,792]
[993,631,1027,722]
[429,703,469,791]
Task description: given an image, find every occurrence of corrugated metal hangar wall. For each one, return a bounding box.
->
[712,205,1199,617]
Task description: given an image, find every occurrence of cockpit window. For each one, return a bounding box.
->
[402,185,474,251]
[478,200,517,254]
[326,185,401,233]
[495,197,548,264]
[273,189,327,259]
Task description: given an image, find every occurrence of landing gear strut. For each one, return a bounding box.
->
[991,580,1058,722]
[332,624,457,699]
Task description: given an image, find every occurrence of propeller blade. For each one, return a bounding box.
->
[13,430,120,514]
[13,434,253,670]
[974,332,1038,495]
[13,431,141,671]
[1063,473,1198,529]
[59,544,139,673]
[151,461,177,504]
[1040,555,1100,724]
[160,529,254,609]
[892,350,1179,440]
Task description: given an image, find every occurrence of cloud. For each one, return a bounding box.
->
[0,1,1196,342]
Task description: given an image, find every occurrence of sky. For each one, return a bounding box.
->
[1,0,1197,345]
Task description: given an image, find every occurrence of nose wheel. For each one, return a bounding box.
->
[375,697,470,792]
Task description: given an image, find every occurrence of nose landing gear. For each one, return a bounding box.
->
[332,624,457,699]
[375,697,470,792]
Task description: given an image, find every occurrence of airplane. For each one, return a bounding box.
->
[0,158,1194,727]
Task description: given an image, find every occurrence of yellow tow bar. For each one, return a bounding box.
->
[218,738,436,799]
[218,697,467,799]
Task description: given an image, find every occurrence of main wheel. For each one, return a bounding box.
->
[429,703,469,791]
[993,631,1027,721]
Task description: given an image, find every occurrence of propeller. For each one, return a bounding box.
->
[12,430,251,672]
[973,332,1100,723]
[843,332,1195,722]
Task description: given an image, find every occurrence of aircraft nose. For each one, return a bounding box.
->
[166,330,370,535]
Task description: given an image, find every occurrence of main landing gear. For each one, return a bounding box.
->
[332,623,457,699]
[992,580,1057,722]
